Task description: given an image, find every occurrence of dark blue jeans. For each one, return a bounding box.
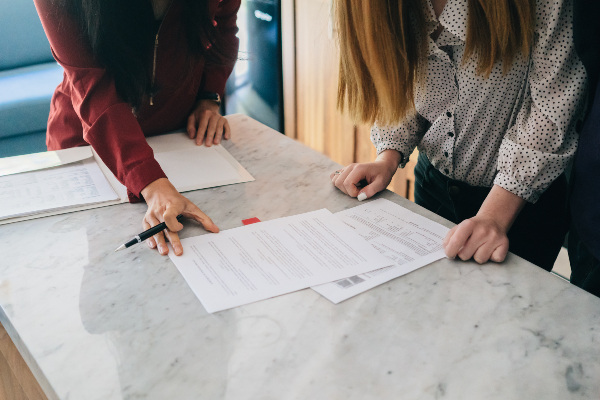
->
[414,153,568,271]
[568,225,600,297]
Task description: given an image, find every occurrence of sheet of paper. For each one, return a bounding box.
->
[311,199,450,304]
[168,209,391,313]
[153,146,248,192]
[93,132,255,198]
[148,133,254,192]
[0,147,93,177]
[0,158,118,220]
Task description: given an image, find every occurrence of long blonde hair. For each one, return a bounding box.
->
[336,0,535,125]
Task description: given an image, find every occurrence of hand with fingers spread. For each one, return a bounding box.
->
[141,178,219,256]
[187,99,231,147]
[330,149,402,200]
[443,185,526,264]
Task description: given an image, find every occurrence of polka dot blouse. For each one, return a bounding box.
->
[371,0,587,203]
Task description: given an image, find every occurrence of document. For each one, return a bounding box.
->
[0,159,118,220]
[168,209,392,313]
[154,146,251,192]
[311,199,449,304]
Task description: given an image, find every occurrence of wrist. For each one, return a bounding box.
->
[476,185,526,232]
[195,99,221,113]
[475,211,510,233]
[375,149,402,173]
[141,177,175,200]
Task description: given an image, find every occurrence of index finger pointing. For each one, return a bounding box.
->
[184,205,219,233]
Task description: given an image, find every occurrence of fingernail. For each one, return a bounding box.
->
[357,192,368,201]
[159,245,166,254]
[175,245,183,255]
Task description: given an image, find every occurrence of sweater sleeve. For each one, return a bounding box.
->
[199,0,241,97]
[34,0,166,202]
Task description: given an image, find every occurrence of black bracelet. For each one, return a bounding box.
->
[196,91,221,105]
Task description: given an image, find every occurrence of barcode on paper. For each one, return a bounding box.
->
[334,275,365,289]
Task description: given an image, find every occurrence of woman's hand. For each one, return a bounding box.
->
[443,185,526,264]
[187,99,230,147]
[330,149,401,199]
[141,178,219,256]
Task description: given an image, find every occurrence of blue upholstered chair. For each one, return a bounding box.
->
[0,0,64,157]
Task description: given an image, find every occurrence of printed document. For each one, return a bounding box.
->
[168,209,391,313]
[311,199,449,303]
[0,159,118,220]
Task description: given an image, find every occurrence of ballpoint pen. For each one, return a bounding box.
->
[115,214,184,252]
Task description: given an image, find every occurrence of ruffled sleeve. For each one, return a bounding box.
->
[493,0,587,203]
[370,113,429,167]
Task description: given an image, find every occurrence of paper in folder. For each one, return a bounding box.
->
[0,121,254,224]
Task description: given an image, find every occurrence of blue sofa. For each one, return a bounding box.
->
[0,0,64,157]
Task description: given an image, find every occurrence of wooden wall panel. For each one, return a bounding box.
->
[0,354,28,400]
[405,150,419,202]
[294,0,355,166]
[354,125,376,164]
[281,0,296,139]
[0,322,47,400]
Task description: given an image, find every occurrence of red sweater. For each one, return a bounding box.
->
[34,0,240,202]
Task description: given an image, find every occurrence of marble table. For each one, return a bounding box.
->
[1,115,599,400]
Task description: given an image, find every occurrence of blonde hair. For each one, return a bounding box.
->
[336,0,535,126]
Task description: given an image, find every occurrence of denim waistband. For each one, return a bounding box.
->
[416,152,493,202]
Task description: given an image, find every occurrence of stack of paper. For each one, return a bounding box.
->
[169,199,450,313]
[168,209,392,313]
[0,159,118,220]
[312,198,449,303]
[0,131,254,224]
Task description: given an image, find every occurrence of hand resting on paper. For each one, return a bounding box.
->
[443,185,525,264]
[330,149,401,200]
[141,178,219,256]
[332,149,524,265]
[187,99,231,147]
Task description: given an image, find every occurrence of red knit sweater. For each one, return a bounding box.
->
[34,0,240,202]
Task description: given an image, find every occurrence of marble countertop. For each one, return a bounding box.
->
[1,115,599,400]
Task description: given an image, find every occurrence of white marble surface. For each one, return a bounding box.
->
[1,115,600,400]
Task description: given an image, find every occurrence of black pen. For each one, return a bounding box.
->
[114,214,184,252]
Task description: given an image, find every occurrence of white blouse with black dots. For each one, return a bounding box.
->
[371,0,587,203]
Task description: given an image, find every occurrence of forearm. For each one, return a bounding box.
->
[477,185,526,232]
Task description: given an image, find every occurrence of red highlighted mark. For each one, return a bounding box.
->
[242,217,261,225]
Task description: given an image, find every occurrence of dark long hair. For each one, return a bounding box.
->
[58,0,235,110]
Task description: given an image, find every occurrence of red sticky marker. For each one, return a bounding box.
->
[242,217,261,225]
